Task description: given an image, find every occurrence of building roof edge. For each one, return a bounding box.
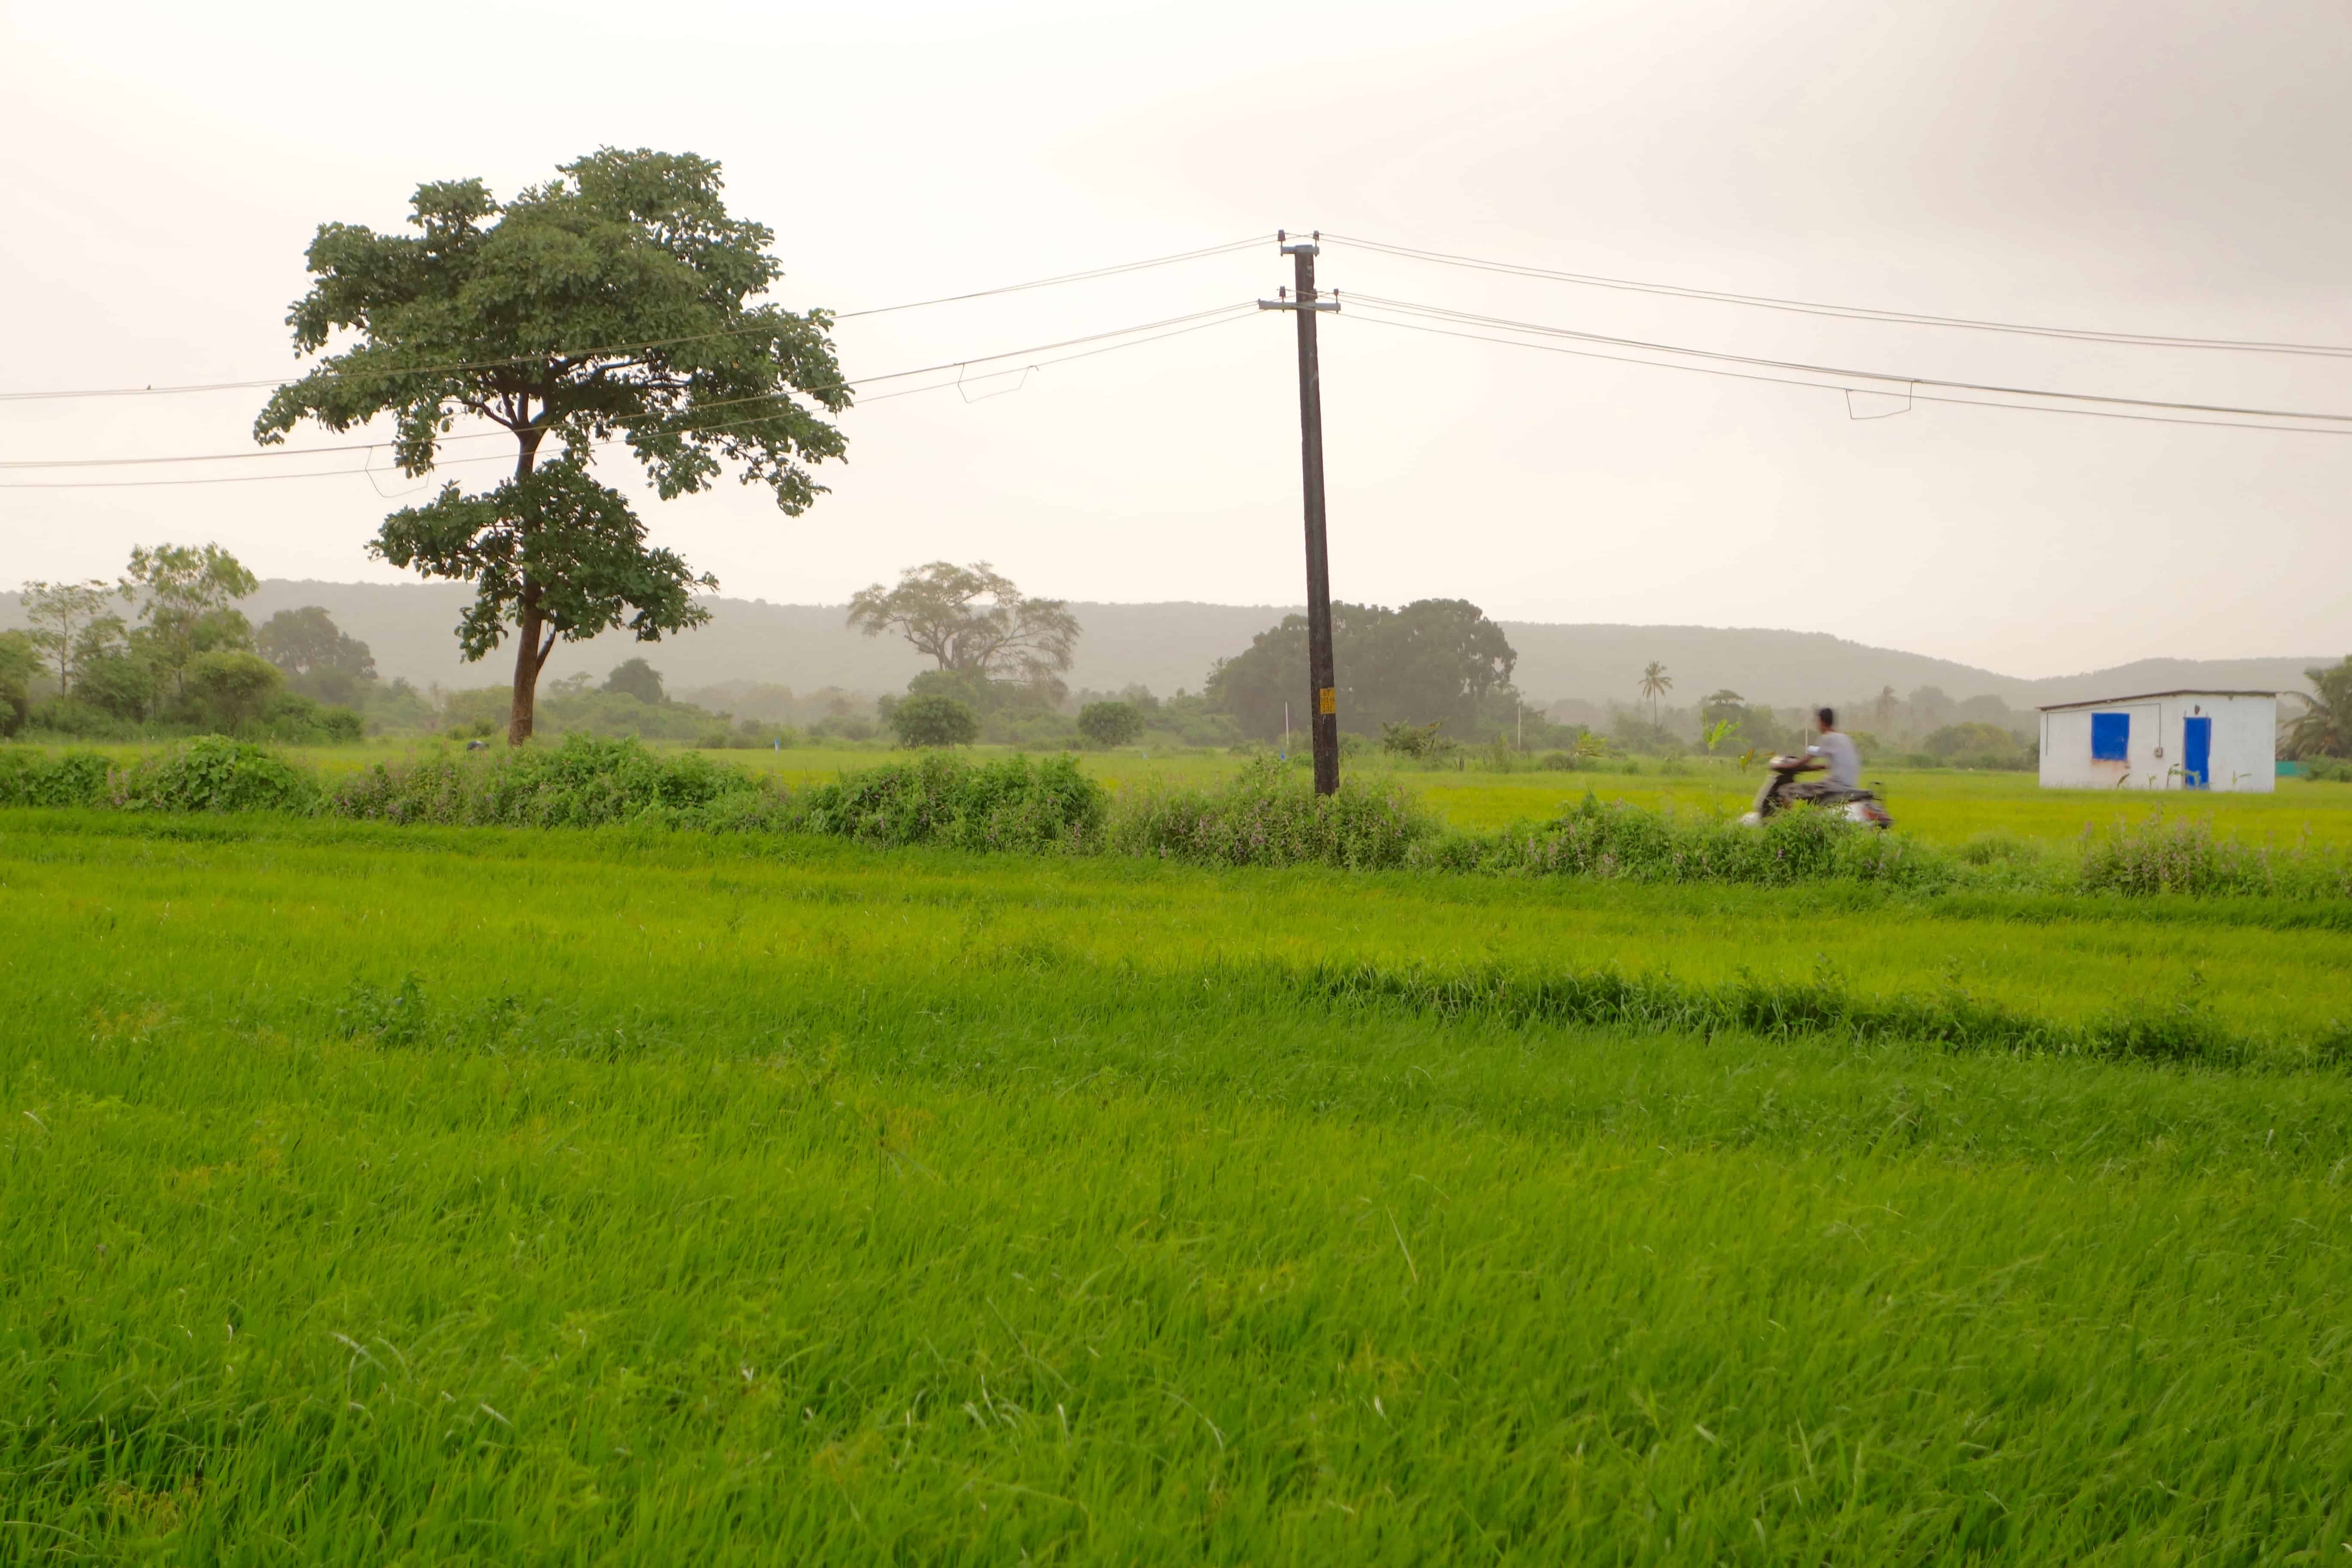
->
[2037,689,2278,711]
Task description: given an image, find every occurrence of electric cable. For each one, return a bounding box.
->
[1325,232,2352,359]
[1341,292,2352,427]
[0,236,1268,403]
[1343,305,2352,438]
[0,303,1256,471]
[834,236,1264,319]
[0,306,1260,489]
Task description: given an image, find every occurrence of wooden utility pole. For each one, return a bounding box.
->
[1260,231,1342,794]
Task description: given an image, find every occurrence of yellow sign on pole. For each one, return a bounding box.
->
[1317,687,1336,716]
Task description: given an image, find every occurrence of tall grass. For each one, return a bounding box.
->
[2078,808,2352,899]
[1108,756,1439,868]
[1286,956,2263,1066]
[331,732,793,831]
[2,736,318,813]
[798,751,1106,853]
[0,745,110,807]
[1418,790,1952,887]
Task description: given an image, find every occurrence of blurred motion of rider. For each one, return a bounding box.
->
[1788,707,1859,801]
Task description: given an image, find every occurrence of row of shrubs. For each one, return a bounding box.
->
[5,737,2347,899]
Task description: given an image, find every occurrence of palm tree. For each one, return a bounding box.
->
[1639,661,1672,729]
[2285,657,2352,759]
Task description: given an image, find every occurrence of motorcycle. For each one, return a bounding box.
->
[1739,754,1892,829]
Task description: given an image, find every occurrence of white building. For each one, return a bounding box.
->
[2037,690,2276,793]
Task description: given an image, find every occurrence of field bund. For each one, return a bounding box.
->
[5,768,2352,1559]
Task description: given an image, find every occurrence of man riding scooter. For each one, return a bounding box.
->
[1741,707,1892,827]
[1789,707,1860,804]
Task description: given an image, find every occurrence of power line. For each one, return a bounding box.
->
[0,306,1260,489]
[835,236,1264,319]
[0,236,1268,404]
[1343,304,2352,438]
[1325,232,2352,360]
[0,304,1256,470]
[1341,292,2352,428]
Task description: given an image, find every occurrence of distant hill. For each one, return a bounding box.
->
[1493,625,2331,712]
[2,581,2331,710]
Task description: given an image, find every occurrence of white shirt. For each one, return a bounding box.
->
[1807,731,1860,788]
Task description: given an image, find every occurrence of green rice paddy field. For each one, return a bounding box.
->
[6,756,2352,1562]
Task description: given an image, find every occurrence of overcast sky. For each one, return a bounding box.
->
[4,0,2349,677]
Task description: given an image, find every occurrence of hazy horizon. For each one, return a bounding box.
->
[9,578,2322,714]
[6,0,2349,679]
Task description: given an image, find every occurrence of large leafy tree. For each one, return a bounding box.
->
[1208,599,1517,740]
[256,148,848,744]
[848,561,1081,689]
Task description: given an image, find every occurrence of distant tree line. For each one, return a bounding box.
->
[4,546,385,742]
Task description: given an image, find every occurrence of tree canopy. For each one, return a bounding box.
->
[257,606,378,705]
[187,651,285,733]
[848,562,1081,691]
[0,631,37,734]
[1077,701,1143,748]
[603,657,667,705]
[1208,599,1517,741]
[128,545,260,694]
[256,147,848,744]
[2287,657,2352,760]
[18,579,119,692]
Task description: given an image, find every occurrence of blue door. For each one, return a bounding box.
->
[2182,716,2211,788]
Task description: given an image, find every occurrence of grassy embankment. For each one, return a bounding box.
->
[5,808,2351,1560]
[21,735,2352,849]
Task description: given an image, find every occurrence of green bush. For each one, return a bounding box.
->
[1107,756,1439,870]
[1077,701,1143,749]
[187,649,286,732]
[800,753,1105,853]
[113,736,321,815]
[1379,720,1452,759]
[329,735,790,831]
[263,691,365,744]
[0,748,113,807]
[1923,722,2029,769]
[889,694,980,749]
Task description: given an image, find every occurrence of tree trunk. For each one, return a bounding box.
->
[507,594,544,746]
[505,423,548,747]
